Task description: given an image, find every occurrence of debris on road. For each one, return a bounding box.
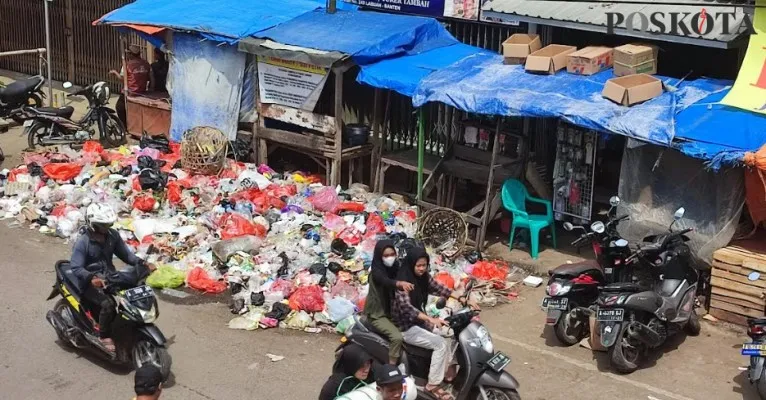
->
[266,353,285,362]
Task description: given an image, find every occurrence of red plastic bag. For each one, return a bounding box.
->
[309,187,339,212]
[471,260,510,282]
[133,194,156,212]
[43,163,82,181]
[337,227,362,246]
[288,285,326,312]
[334,202,365,214]
[218,213,266,239]
[434,271,456,290]
[83,141,104,153]
[186,267,227,294]
[51,204,70,217]
[365,213,385,235]
[166,181,182,204]
[269,279,295,298]
[330,280,360,304]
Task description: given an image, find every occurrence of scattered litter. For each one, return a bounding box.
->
[266,353,285,362]
[703,314,719,322]
[523,276,544,287]
[161,288,191,299]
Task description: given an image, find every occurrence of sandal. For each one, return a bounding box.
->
[444,365,457,383]
[99,338,116,353]
[425,384,454,400]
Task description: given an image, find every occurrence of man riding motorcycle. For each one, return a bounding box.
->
[69,203,156,352]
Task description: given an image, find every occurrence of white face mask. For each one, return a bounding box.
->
[382,256,397,267]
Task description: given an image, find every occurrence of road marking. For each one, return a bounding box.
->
[492,333,696,400]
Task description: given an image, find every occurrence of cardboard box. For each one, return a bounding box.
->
[613,43,658,76]
[566,46,613,75]
[502,34,542,60]
[525,44,577,74]
[503,57,526,65]
[602,74,663,106]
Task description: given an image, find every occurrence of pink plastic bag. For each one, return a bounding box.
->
[330,280,360,304]
[309,187,340,212]
[323,213,346,233]
[269,279,295,297]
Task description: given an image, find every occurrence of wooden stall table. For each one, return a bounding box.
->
[126,92,171,138]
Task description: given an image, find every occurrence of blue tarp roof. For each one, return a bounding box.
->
[97,0,356,43]
[255,10,457,65]
[411,52,731,148]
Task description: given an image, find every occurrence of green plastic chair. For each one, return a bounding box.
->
[501,179,556,259]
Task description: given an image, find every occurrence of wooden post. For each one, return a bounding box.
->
[120,35,130,127]
[64,0,75,82]
[332,68,344,187]
[477,119,502,250]
[370,88,381,187]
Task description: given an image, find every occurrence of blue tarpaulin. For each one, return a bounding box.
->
[255,10,457,65]
[412,52,731,147]
[97,0,355,43]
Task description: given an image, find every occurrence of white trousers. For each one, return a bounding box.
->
[402,325,450,386]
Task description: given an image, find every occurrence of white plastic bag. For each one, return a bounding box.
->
[327,296,357,322]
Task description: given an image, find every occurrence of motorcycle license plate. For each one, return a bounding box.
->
[542,297,568,310]
[597,308,624,322]
[23,120,32,127]
[486,352,511,373]
[124,285,154,302]
[742,343,766,356]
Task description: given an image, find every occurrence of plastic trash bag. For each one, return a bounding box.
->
[334,202,365,214]
[471,260,510,282]
[309,187,340,212]
[228,308,265,331]
[269,278,294,298]
[237,169,271,190]
[218,213,266,239]
[212,235,263,261]
[133,194,157,212]
[43,163,82,181]
[434,271,456,290]
[330,280,360,304]
[266,302,291,321]
[83,141,104,154]
[327,297,356,322]
[147,266,186,289]
[285,310,313,330]
[187,267,227,294]
[335,315,356,334]
[288,285,325,312]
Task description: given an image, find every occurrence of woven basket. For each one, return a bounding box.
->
[417,207,468,259]
[180,126,228,176]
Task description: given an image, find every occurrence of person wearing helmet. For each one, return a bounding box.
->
[70,203,156,352]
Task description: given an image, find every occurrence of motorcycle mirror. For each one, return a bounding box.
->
[673,207,685,221]
[63,81,73,89]
[435,297,447,310]
[615,239,628,247]
[609,196,620,207]
[590,221,605,234]
[563,222,574,231]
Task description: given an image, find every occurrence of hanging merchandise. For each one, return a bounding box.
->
[552,121,597,222]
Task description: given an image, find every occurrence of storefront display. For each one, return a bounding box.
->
[552,122,597,223]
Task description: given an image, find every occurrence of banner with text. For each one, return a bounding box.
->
[257,56,329,111]
[344,0,480,20]
[721,0,766,115]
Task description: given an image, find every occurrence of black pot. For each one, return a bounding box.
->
[343,124,370,146]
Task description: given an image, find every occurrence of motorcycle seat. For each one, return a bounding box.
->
[358,318,433,357]
[549,260,602,278]
[748,318,766,326]
[602,282,642,292]
[0,76,42,100]
[36,106,74,119]
[54,260,84,302]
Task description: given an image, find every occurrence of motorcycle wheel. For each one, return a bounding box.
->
[25,120,49,150]
[100,113,126,147]
[132,340,172,382]
[472,388,521,400]
[685,309,701,336]
[11,93,42,125]
[758,368,766,400]
[554,310,587,346]
[50,299,72,345]
[608,325,643,374]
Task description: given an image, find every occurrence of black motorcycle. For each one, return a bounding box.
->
[743,318,766,399]
[22,81,125,149]
[595,207,701,373]
[0,75,45,123]
[45,261,171,380]
[337,280,521,400]
[543,196,631,346]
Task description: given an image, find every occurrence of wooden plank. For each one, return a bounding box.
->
[714,247,766,270]
[710,299,763,318]
[712,287,766,307]
[713,260,758,276]
[453,144,516,167]
[711,293,764,311]
[708,307,748,326]
[743,259,766,274]
[730,246,766,262]
[711,276,766,298]
[712,268,766,288]
[257,127,325,151]
[261,104,335,135]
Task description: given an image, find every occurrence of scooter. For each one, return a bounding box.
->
[45,260,171,380]
[595,207,701,373]
[336,280,521,400]
[0,75,45,123]
[742,318,766,399]
[21,81,125,149]
[542,196,631,346]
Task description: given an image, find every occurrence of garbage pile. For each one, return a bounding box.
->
[0,140,525,334]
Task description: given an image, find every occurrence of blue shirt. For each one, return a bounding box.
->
[69,228,143,286]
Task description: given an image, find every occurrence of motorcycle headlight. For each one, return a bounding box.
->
[546,281,572,296]
[139,307,157,323]
[476,326,494,354]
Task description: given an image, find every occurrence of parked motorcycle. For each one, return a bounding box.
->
[0,75,45,123]
[742,318,766,399]
[22,81,125,149]
[543,196,631,346]
[595,207,701,373]
[337,280,521,400]
[45,260,171,380]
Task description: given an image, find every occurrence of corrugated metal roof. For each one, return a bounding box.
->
[480,0,752,44]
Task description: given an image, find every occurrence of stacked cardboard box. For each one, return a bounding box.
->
[709,246,766,326]
[614,43,658,76]
[566,46,613,75]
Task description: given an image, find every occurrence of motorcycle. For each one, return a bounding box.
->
[742,318,766,399]
[336,280,521,400]
[542,196,631,346]
[21,81,125,149]
[0,75,45,123]
[45,260,171,380]
[595,207,701,373]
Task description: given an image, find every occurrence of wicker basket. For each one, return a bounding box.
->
[417,207,468,259]
[180,126,228,175]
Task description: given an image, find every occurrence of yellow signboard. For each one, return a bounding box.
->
[721,0,766,114]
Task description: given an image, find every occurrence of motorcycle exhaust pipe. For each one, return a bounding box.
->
[570,307,593,320]
[626,322,662,347]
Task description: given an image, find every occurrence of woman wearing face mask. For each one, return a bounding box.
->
[362,239,414,365]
